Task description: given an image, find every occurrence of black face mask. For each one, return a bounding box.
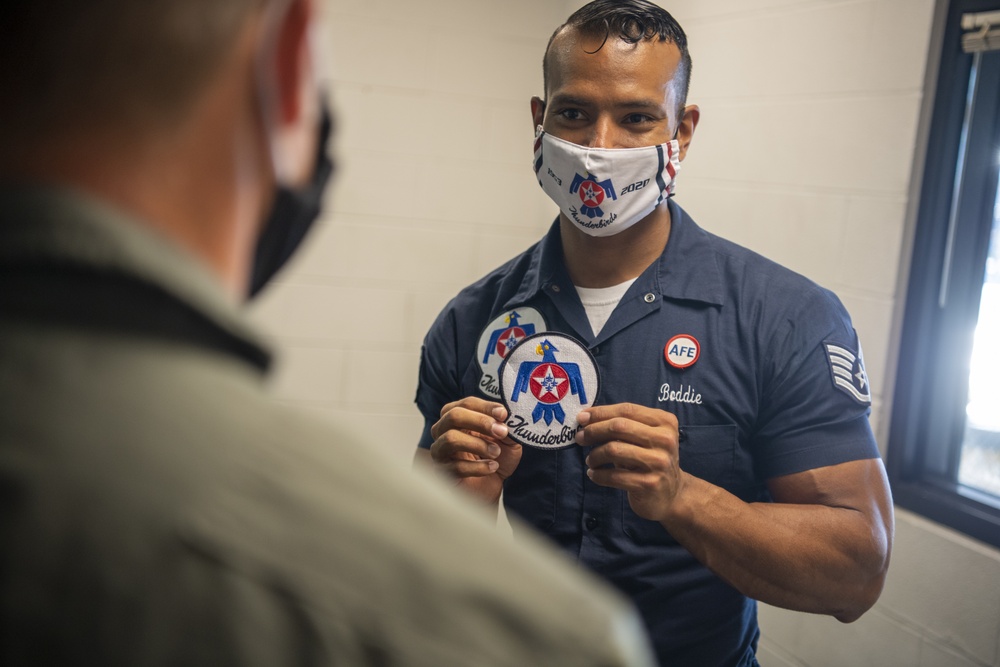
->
[248,102,335,298]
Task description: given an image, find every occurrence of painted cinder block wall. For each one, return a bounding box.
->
[248,0,1000,664]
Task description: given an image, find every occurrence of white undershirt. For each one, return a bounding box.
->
[575,278,637,337]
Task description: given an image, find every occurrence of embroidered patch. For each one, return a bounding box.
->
[824,340,872,405]
[657,383,703,405]
[664,334,700,369]
[475,308,547,399]
[498,333,600,450]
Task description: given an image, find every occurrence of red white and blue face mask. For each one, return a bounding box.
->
[532,126,681,238]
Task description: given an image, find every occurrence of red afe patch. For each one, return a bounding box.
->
[664,334,700,369]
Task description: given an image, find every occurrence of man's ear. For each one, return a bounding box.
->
[274,0,313,125]
[530,96,546,130]
[263,0,319,186]
[676,104,699,162]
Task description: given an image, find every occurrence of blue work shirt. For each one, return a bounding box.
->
[416,200,879,667]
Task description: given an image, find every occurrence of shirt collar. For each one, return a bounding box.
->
[657,200,726,306]
[503,199,726,309]
[0,185,272,367]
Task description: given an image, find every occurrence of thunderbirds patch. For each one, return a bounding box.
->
[475,308,547,399]
[824,340,872,405]
[498,332,600,450]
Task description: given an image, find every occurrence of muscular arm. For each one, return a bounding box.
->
[665,459,892,621]
[580,404,893,622]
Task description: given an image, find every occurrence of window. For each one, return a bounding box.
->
[888,0,1000,548]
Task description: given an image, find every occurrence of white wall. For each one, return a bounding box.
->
[249,0,564,452]
[250,0,1000,665]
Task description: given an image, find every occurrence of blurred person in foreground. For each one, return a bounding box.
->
[415,1,894,665]
[0,1,656,664]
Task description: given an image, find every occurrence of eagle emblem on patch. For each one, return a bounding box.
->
[824,339,871,405]
[498,332,600,450]
[475,308,547,399]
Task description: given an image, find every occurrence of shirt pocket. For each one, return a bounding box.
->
[623,424,739,545]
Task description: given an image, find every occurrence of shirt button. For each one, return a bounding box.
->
[585,516,599,530]
[592,345,601,355]
[678,428,687,442]
[551,284,561,293]
[644,293,656,303]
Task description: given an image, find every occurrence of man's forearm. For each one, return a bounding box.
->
[662,472,891,622]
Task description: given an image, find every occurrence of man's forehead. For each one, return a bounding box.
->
[545,27,682,100]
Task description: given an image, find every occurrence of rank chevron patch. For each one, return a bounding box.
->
[824,340,872,405]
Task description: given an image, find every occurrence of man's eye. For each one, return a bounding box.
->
[624,113,654,124]
[558,109,584,121]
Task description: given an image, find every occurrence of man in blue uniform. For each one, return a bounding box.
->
[414,1,894,665]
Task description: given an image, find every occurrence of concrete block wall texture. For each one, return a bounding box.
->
[249,0,567,457]
[248,0,1000,664]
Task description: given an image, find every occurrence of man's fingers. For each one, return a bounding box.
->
[586,467,661,492]
[430,429,501,463]
[578,402,677,429]
[445,458,500,477]
[585,441,669,472]
[440,396,507,421]
[431,402,508,441]
[576,417,676,450]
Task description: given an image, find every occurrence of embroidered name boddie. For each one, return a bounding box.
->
[658,383,703,405]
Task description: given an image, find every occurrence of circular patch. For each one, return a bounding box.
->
[475,308,547,399]
[498,332,600,450]
[578,180,605,208]
[665,334,700,369]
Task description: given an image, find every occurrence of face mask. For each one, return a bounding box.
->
[248,101,334,298]
[532,127,681,237]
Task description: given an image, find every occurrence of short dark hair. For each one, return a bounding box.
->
[542,0,692,112]
[0,0,268,150]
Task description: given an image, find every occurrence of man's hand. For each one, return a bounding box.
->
[426,397,523,506]
[575,403,893,622]
[575,403,685,522]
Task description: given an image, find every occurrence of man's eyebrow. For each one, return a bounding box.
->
[548,94,593,107]
[548,94,666,111]
[615,99,667,110]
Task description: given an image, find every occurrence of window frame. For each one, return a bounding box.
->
[887,0,1000,549]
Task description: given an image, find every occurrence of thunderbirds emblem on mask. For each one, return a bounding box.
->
[570,172,617,219]
[499,332,600,450]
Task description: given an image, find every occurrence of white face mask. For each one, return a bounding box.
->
[533,127,681,237]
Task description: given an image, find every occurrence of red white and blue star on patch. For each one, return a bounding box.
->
[475,308,547,399]
[498,332,600,450]
[824,339,872,405]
